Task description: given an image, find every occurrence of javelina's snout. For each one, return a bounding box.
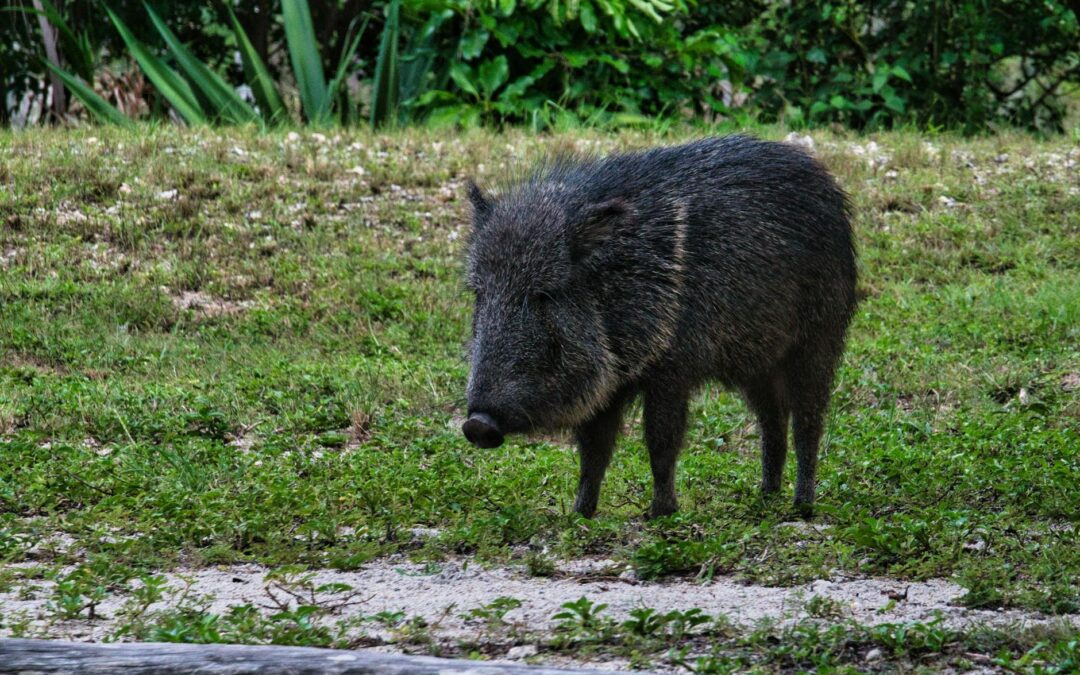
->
[462,412,504,448]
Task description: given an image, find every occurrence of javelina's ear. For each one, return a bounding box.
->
[572,197,631,262]
[467,179,491,219]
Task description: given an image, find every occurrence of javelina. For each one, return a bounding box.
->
[461,136,857,518]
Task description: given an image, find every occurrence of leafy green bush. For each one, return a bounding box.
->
[745,0,1080,132]
[5,0,1078,131]
[406,0,752,128]
[410,0,1078,132]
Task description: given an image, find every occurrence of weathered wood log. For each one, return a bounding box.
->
[0,638,648,674]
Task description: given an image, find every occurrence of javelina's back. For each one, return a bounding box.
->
[570,136,856,387]
[462,135,857,518]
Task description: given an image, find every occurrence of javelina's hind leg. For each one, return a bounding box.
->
[573,391,632,518]
[741,376,789,495]
[792,405,825,516]
[787,345,841,516]
[643,385,690,519]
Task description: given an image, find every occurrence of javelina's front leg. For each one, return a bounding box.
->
[643,386,689,518]
[573,392,630,518]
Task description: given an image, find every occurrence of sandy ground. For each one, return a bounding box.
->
[2,555,1075,649]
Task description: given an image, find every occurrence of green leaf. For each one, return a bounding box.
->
[459,29,489,60]
[282,0,330,124]
[598,54,630,74]
[872,70,889,93]
[449,63,478,98]
[579,1,597,32]
[44,62,131,127]
[476,56,508,99]
[226,5,287,123]
[370,0,401,127]
[891,65,912,82]
[426,103,481,128]
[143,2,257,125]
[105,6,205,125]
[806,47,827,64]
[809,100,830,116]
[499,75,537,102]
[627,0,665,23]
[829,94,847,109]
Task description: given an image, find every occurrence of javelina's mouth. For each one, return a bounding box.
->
[462,412,504,448]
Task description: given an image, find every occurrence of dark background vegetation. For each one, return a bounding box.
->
[3,0,1078,132]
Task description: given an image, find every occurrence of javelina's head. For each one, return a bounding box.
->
[461,177,625,448]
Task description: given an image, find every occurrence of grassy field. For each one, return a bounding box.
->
[0,125,1077,670]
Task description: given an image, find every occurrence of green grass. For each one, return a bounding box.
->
[0,125,1078,654]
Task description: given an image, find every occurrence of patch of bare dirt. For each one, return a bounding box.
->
[169,290,253,319]
[1,557,1075,650]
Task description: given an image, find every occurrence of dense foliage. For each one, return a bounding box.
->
[2,0,1078,131]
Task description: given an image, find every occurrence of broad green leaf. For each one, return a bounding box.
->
[807,47,827,64]
[226,5,287,123]
[628,0,665,22]
[459,29,489,60]
[282,0,330,124]
[44,62,132,126]
[476,56,508,98]
[143,3,256,124]
[449,63,478,98]
[892,65,913,82]
[499,60,555,102]
[829,94,848,109]
[105,7,205,125]
[883,94,906,113]
[579,1,597,32]
[872,70,889,93]
[426,103,481,128]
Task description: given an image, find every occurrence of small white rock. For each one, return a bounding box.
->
[865,648,884,662]
[156,189,178,201]
[507,645,538,659]
[784,132,815,151]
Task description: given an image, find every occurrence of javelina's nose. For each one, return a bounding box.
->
[462,412,504,448]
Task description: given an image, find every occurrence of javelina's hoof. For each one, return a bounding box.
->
[794,500,815,520]
[648,500,678,520]
[462,412,504,448]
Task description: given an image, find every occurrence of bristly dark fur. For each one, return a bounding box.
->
[464,135,858,518]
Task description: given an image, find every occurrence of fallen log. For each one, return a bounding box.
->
[0,638,647,674]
